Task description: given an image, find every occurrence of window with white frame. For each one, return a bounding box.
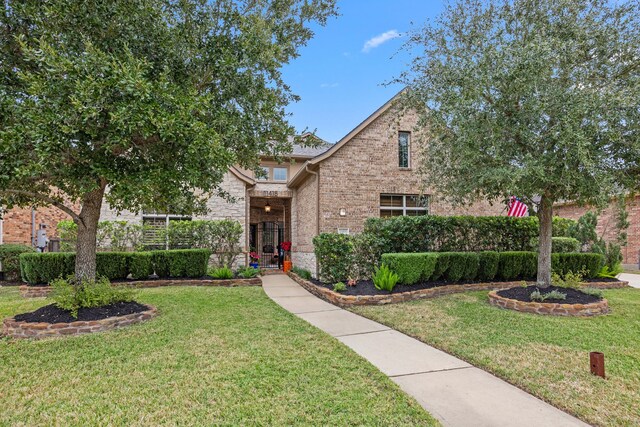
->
[273,167,288,181]
[380,194,428,217]
[398,131,410,168]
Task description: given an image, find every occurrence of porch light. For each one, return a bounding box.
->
[264,203,271,213]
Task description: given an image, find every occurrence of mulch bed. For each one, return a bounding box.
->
[14,301,150,324]
[497,285,602,304]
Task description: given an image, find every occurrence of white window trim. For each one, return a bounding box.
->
[272,167,288,182]
[379,194,428,216]
[337,228,350,235]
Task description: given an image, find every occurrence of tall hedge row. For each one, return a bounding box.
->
[380,251,604,285]
[363,215,576,254]
[19,249,211,285]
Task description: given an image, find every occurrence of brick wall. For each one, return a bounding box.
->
[1,205,71,246]
[555,196,640,265]
[291,172,318,274]
[317,106,504,235]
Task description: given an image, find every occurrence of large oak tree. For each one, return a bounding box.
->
[0,0,336,280]
[401,0,640,287]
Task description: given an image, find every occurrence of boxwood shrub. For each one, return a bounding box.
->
[20,252,75,284]
[0,244,35,281]
[478,251,500,281]
[439,252,480,282]
[381,253,437,285]
[96,252,131,280]
[151,249,211,278]
[552,237,580,253]
[129,252,154,280]
[497,252,538,280]
[313,233,354,283]
[552,253,604,278]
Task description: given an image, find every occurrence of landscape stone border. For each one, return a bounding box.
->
[19,277,262,298]
[2,305,158,339]
[288,272,627,307]
[488,291,609,316]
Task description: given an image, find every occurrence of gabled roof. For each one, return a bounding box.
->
[229,166,255,186]
[288,89,405,188]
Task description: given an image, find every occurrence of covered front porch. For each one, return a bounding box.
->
[249,196,292,269]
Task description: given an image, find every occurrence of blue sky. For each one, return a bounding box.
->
[281,1,445,143]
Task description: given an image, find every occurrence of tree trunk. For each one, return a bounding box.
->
[74,185,106,282]
[536,194,553,288]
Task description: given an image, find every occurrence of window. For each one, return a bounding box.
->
[398,131,410,168]
[337,228,350,235]
[142,211,192,249]
[257,166,270,181]
[380,194,428,217]
[273,167,287,181]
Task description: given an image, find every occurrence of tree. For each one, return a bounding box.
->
[0,0,336,280]
[400,0,640,287]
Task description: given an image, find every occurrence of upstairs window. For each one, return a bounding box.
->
[257,166,270,181]
[273,167,288,181]
[380,194,428,217]
[398,131,410,168]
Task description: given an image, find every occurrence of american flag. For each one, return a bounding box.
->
[507,197,528,217]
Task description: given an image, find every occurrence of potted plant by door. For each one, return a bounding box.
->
[281,241,292,272]
[249,251,260,269]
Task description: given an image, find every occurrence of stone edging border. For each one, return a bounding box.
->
[288,272,628,307]
[488,291,609,316]
[2,305,158,339]
[19,277,262,298]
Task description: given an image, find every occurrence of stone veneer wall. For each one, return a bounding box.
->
[555,195,640,265]
[100,171,249,268]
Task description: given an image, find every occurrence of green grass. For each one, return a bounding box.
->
[351,288,640,427]
[0,286,436,426]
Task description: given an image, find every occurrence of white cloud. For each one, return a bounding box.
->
[362,30,401,53]
[320,82,339,88]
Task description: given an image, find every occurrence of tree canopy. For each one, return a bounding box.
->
[400,0,640,286]
[0,0,336,279]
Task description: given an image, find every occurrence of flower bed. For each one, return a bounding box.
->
[3,304,158,339]
[488,289,609,316]
[289,272,626,307]
[20,277,262,298]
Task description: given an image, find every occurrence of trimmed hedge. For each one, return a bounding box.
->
[381,253,437,285]
[313,233,354,283]
[364,215,576,254]
[19,249,211,284]
[0,244,35,281]
[552,237,580,253]
[379,251,604,284]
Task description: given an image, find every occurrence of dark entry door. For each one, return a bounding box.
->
[257,221,284,269]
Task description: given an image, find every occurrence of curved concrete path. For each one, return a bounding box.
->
[262,274,589,427]
[619,273,640,288]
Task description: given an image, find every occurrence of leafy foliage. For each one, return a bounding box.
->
[58,220,148,252]
[399,0,640,287]
[530,289,567,302]
[237,267,260,279]
[151,249,211,278]
[209,266,234,280]
[551,271,584,289]
[497,252,538,280]
[51,276,135,319]
[0,0,337,280]
[372,264,399,292]
[128,252,154,280]
[333,282,347,293]
[0,244,35,281]
[95,252,131,280]
[478,251,500,281]
[313,233,354,283]
[551,253,604,278]
[381,253,437,285]
[551,237,580,254]
[291,266,312,280]
[598,264,623,279]
[20,252,75,284]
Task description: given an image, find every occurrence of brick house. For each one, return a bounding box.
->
[1,92,505,274]
[554,196,640,267]
[0,206,69,247]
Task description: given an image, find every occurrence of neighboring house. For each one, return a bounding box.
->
[1,92,506,274]
[555,196,640,266]
[0,206,69,247]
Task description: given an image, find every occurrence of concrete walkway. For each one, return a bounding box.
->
[619,273,640,288]
[262,274,588,427]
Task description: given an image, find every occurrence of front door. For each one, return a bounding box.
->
[257,221,284,269]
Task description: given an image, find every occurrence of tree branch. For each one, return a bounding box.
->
[0,190,80,222]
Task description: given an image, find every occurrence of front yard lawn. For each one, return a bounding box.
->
[351,288,640,426]
[0,286,436,426]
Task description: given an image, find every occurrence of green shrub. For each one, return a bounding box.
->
[372,264,399,292]
[209,266,234,279]
[152,249,211,278]
[552,237,580,253]
[333,282,347,292]
[0,244,35,281]
[128,252,154,280]
[51,276,135,319]
[352,232,385,280]
[582,287,604,298]
[551,271,584,289]
[96,252,131,280]
[363,215,576,255]
[19,252,75,284]
[530,289,566,302]
[439,252,480,282]
[237,267,259,279]
[381,253,437,285]
[551,253,604,278]
[597,264,623,279]
[313,233,354,283]
[291,266,312,280]
[498,252,538,280]
[432,253,452,281]
[57,219,148,252]
[478,251,500,281]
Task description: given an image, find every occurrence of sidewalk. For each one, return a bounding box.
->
[619,273,640,288]
[262,274,588,427]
